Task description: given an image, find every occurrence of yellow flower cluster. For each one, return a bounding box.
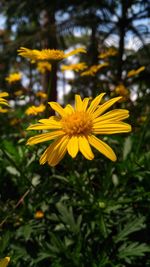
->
[27,93,131,166]
[61,62,87,72]
[18,47,86,62]
[127,66,145,78]
[81,63,109,76]
[25,104,46,116]
[5,72,22,84]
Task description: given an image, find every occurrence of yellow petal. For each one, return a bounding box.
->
[93,109,129,123]
[0,92,9,98]
[92,96,122,119]
[93,122,132,134]
[64,47,86,58]
[0,257,10,267]
[64,104,74,115]
[48,102,66,117]
[0,100,9,106]
[40,142,57,165]
[67,136,79,158]
[78,135,94,160]
[75,95,83,111]
[87,93,105,114]
[88,135,116,161]
[26,131,64,145]
[43,135,69,166]
[82,98,90,111]
[27,118,62,130]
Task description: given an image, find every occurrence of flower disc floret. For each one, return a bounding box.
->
[61,111,93,136]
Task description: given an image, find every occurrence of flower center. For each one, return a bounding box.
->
[61,111,93,136]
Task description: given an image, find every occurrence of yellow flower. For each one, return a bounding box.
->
[18,47,86,62]
[0,257,10,267]
[5,72,22,84]
[99,48,118,59]
[37,61,52,73]
[27,93,131,166]
[14,90,24,96]
[127,66,145,78]
[0,92,9,107]
[115,84,129,99]
[81,63,109,76]
[61,62,88,72]
[34,210,44,219]
[25,104,46,116]
[36,91,47,99]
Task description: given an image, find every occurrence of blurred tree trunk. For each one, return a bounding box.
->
[40,8,57,103]
[117,0,131,81]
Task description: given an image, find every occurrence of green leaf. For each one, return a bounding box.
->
[115,216,145,243]
[6,166,20,176]
[123,136,132,160]
[118,242,150,263]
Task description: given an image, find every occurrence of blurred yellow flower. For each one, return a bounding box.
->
[99,48,118,59]
[27,93,131,166]
[25,104,46,116]
[37,61,52,73]
[127,66,145,78]
[5,72,22,84]
[0,257,10,267]
[0,91,9,108]
[0,107,9,113]
[10,118,21,126]
[115,84,129,101]
[80,63,109,76]
[14,89,24,96]
[61,62,87,72]
[34,210,44,219]
[36,91,47,99]
[18,47,86,62]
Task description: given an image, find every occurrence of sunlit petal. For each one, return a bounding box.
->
[87,93,105,114]
[67,136,79,158]
[78,136,94,160]
[27,131,64,145]
[93,109,129,123]
[93,122,132,134]
[88,135,117,161]
[92,96,122,119]
[48,102,66,117]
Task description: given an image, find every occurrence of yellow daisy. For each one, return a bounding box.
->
[27,93,131,166]
[61,62,88,72]
[25,104,46,116]
[80,63,109,76]
[5,72,22,84]
[36,61,52,74]
[127,66,145,78]
[0,257,10,267]
[18,47,86,62]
